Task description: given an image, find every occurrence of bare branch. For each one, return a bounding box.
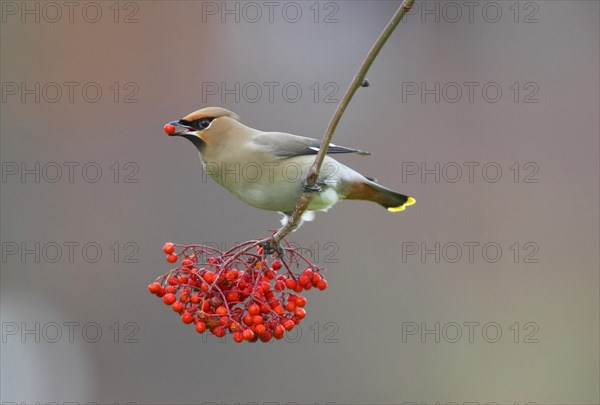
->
[270,0,416,245]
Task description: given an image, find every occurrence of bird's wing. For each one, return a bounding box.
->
[252,132,371,157]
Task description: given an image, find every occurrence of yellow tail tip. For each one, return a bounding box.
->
[387,197,416,212]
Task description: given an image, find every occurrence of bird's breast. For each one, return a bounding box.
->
[199,155,342,213]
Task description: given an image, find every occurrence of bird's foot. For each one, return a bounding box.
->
[302,181,321,193]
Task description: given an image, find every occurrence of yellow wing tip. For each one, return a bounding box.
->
[387,197,416,213]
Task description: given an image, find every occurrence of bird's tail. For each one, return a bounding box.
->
[346,180,415,212]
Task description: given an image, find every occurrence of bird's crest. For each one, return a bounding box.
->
[182,107,240,122]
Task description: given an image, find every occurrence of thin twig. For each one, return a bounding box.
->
[270,0,416,245]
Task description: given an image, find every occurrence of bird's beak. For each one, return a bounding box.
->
[164,120,206,147]
[164,121,193,136]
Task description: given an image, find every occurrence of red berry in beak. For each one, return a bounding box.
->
[164,123,176,135]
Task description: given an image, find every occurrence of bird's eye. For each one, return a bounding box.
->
[195,118,214,130]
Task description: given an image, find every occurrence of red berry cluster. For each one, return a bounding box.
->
[148,241,328,342]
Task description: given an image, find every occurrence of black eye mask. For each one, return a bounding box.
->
[178,117,214,131]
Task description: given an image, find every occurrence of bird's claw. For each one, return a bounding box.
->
[302,181,321,193]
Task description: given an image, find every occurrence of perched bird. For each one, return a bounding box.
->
[164,107,415,223]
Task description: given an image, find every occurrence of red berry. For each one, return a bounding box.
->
[285,278,297,289]
[148,282,161,294]
[274,325,285,339]
[243,329,255,340]
[212,327,226,337]
[259,330,272,342]
[272,259,282,270]
[215,306,228,315]
[255,324,266,335]
[203,271,216,284]
[317,279,328,290]
[248,304,260,316]
[164,124,176,135]
[274,305,285,315]
[195,322,207,333]
[233,331,244,343]
[294,308,306,319]
[172,302,184,313]
[226,291,239,302]
[190,293,201,304]
[181,258,193,268]
[295,296,307,307]
[252,315,264,325]
[243,314,253,326]
[285,301,296,311]
[274,280,285,291]
[162,293,176,305]
[162,242,175,254]
[282,319,295,331]
[181,311,193,324]
[166,253,178,263]
[298,275,310,287]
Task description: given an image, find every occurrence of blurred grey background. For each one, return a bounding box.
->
[1,1,598,404]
